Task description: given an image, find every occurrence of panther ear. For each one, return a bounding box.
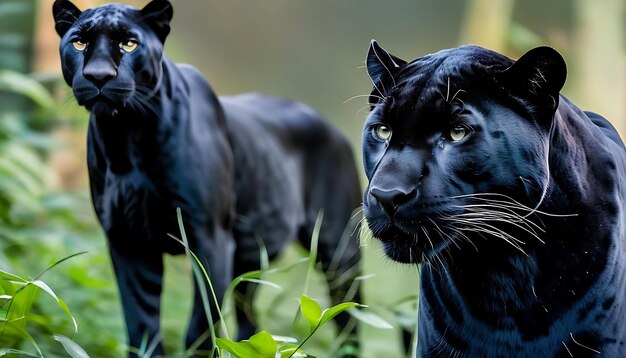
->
[366,40,407,109]
[53,0,82,37]
[141,0,174,43]
[503,47,567,112]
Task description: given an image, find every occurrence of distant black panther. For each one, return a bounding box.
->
[362,41,626,357]
[53,1,361,355]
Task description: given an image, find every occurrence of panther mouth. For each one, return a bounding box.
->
[74,87,101,106]
[74,87,134,109]
[366,213,454,264]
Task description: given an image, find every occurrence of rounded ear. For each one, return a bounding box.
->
[141,0,174,43]
[53,0,82,37]
[502,47,567,111]
[366,40,407,109]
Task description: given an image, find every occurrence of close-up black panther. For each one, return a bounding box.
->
[53,0,362,356]
[363,41,626,357]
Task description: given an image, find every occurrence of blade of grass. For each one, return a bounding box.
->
[292,211,323,330]
[174,208,230,339]
[9,323,43,358]
[31,251,88,282]
[347,307,393,329]
[412,264,421,358]
[303,211,323,296]
[0,270,28,283]
[1,252,86,337]
[221,271,281,318]
[168,232,217,347]
[0,348,40,357]
[31,280,78,334]
[256,235,270,271]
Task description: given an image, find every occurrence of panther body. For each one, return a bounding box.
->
[54,1,361,355]
[362,42,626,357]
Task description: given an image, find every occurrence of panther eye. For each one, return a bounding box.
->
[449,125,468,141]
[374,125,392,141]
[71,40,87,52]
[120,40,138,53]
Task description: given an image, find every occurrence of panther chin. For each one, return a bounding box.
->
[77,90,134,111]
[368,217,452,264]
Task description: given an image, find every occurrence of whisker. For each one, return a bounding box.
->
[343,94,386,104]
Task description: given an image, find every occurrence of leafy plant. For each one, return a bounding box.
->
[168,208,394,358]
[217,295,362,358]
[0,252,89,357]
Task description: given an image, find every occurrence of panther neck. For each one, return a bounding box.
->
[88,58,179,174]
[418,98,626,349]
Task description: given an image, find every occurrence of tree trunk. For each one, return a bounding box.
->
[572,0,625,136]
[459,0,515,52]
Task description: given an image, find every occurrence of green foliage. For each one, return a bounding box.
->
[0,4,122,354]
[0,253,90,357]
[217,294,363,358]
[174,209,393,358]
[0,0,35,73]
[53,335,90,358]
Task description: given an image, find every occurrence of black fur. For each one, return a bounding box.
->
[54,1,362,355]
[362,41,626,357]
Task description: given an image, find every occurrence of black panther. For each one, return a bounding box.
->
[362,41,626,357]
[53,1,361,355]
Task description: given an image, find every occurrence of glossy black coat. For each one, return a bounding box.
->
[363,42,626,357]
[54,1,362,355]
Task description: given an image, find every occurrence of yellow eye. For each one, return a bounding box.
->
[72,41,87,51]
[120,40,138,53]
[374,125,392,141]
[450,126,468,141]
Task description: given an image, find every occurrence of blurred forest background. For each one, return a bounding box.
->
[0,0,624,356]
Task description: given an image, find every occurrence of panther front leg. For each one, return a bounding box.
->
[184,225,235,355]
[109,243,164,358]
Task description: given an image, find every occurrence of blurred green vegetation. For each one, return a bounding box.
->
[0,0,623,356]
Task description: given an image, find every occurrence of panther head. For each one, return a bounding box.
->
[362,41,566,264]
[53,0,173,111]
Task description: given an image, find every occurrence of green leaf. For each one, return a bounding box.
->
[354,273,376,281]
[0,269,28,283]
[348,308,393,329]
[278,344,309,358]
[31,280,57,302]
[271,335,298,344]
[31,280,78,333]
[217,338,258,358]
[220,270,263,317]
[57,295,79,334]
[299,295,322,331]
[0,348,40,357]
[0,71,54,109]
[256,235,270,271]
[53,335,90,358]
[319,302,362,327]
[248,330,278,357]
[243,278,281,290]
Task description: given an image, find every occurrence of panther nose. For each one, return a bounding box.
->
[370,187,416,216]
[83,63,117,88]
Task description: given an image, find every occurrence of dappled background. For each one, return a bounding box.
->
[1,0,624,356]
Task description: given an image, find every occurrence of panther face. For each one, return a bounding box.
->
[53,0,173,110]
[362,42,566,264]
